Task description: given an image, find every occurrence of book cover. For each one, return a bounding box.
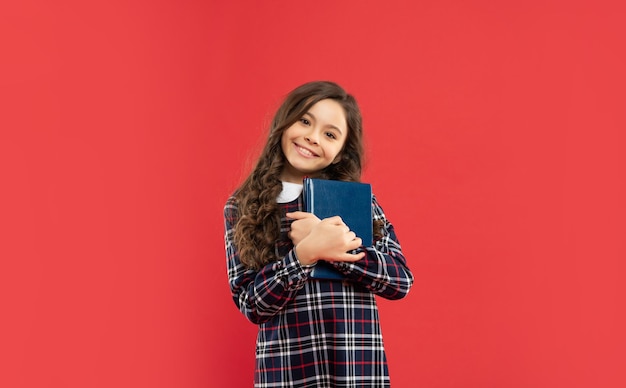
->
[303,178,373,280]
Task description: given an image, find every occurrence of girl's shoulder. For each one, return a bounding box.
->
[224,192,239,207]
[224,195,239,219]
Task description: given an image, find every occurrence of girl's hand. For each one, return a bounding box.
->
[294,216,366,265]
[286,211,320,246]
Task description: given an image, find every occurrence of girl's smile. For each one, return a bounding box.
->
[293,143,319,158]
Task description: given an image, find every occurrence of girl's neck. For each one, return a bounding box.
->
[279,170,303,184]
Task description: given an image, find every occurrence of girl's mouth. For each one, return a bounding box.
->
[295,143,318,157]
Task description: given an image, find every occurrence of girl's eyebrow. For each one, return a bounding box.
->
[305,111,344,135]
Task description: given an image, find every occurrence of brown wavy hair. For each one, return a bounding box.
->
[233,81,372,270]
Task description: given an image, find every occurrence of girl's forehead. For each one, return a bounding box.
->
[306,99,347,124]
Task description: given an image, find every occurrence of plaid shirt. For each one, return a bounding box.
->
[224,193,413,387]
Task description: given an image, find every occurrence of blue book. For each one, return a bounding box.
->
[303,178,373,280]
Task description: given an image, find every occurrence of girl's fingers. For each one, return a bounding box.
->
[346,237,362,252]
[286,211,310,219]
[322,215,344,225]
[287,211,321,221]
[334,251,366,262]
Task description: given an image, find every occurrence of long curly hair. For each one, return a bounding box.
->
[233,81,366,270]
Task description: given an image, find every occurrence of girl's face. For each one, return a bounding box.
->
[280,99,348,183]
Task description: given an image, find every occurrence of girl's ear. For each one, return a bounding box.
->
[332,153,342,164]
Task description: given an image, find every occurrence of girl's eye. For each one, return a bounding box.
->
[300,118,310,126]
[325,132,337,140]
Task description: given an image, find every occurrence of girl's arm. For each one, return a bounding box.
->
[224,199,312,324]
[331,195,414,300]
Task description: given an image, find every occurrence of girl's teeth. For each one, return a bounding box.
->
[298,146,313,156]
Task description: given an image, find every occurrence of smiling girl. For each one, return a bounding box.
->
[224,81,413,387]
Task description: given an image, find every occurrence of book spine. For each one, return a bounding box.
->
[304,178,314,213]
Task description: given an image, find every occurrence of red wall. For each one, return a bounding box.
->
[1,1,625,387]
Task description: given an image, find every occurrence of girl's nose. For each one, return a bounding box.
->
[304,130,319,144]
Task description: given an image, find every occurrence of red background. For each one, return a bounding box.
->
[1,1,625,387]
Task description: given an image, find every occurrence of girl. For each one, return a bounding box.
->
[224,81,413,387]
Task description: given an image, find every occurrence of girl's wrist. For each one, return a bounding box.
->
[295,241,318,266]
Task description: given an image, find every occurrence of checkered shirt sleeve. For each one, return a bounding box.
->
[331,195,414,299]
